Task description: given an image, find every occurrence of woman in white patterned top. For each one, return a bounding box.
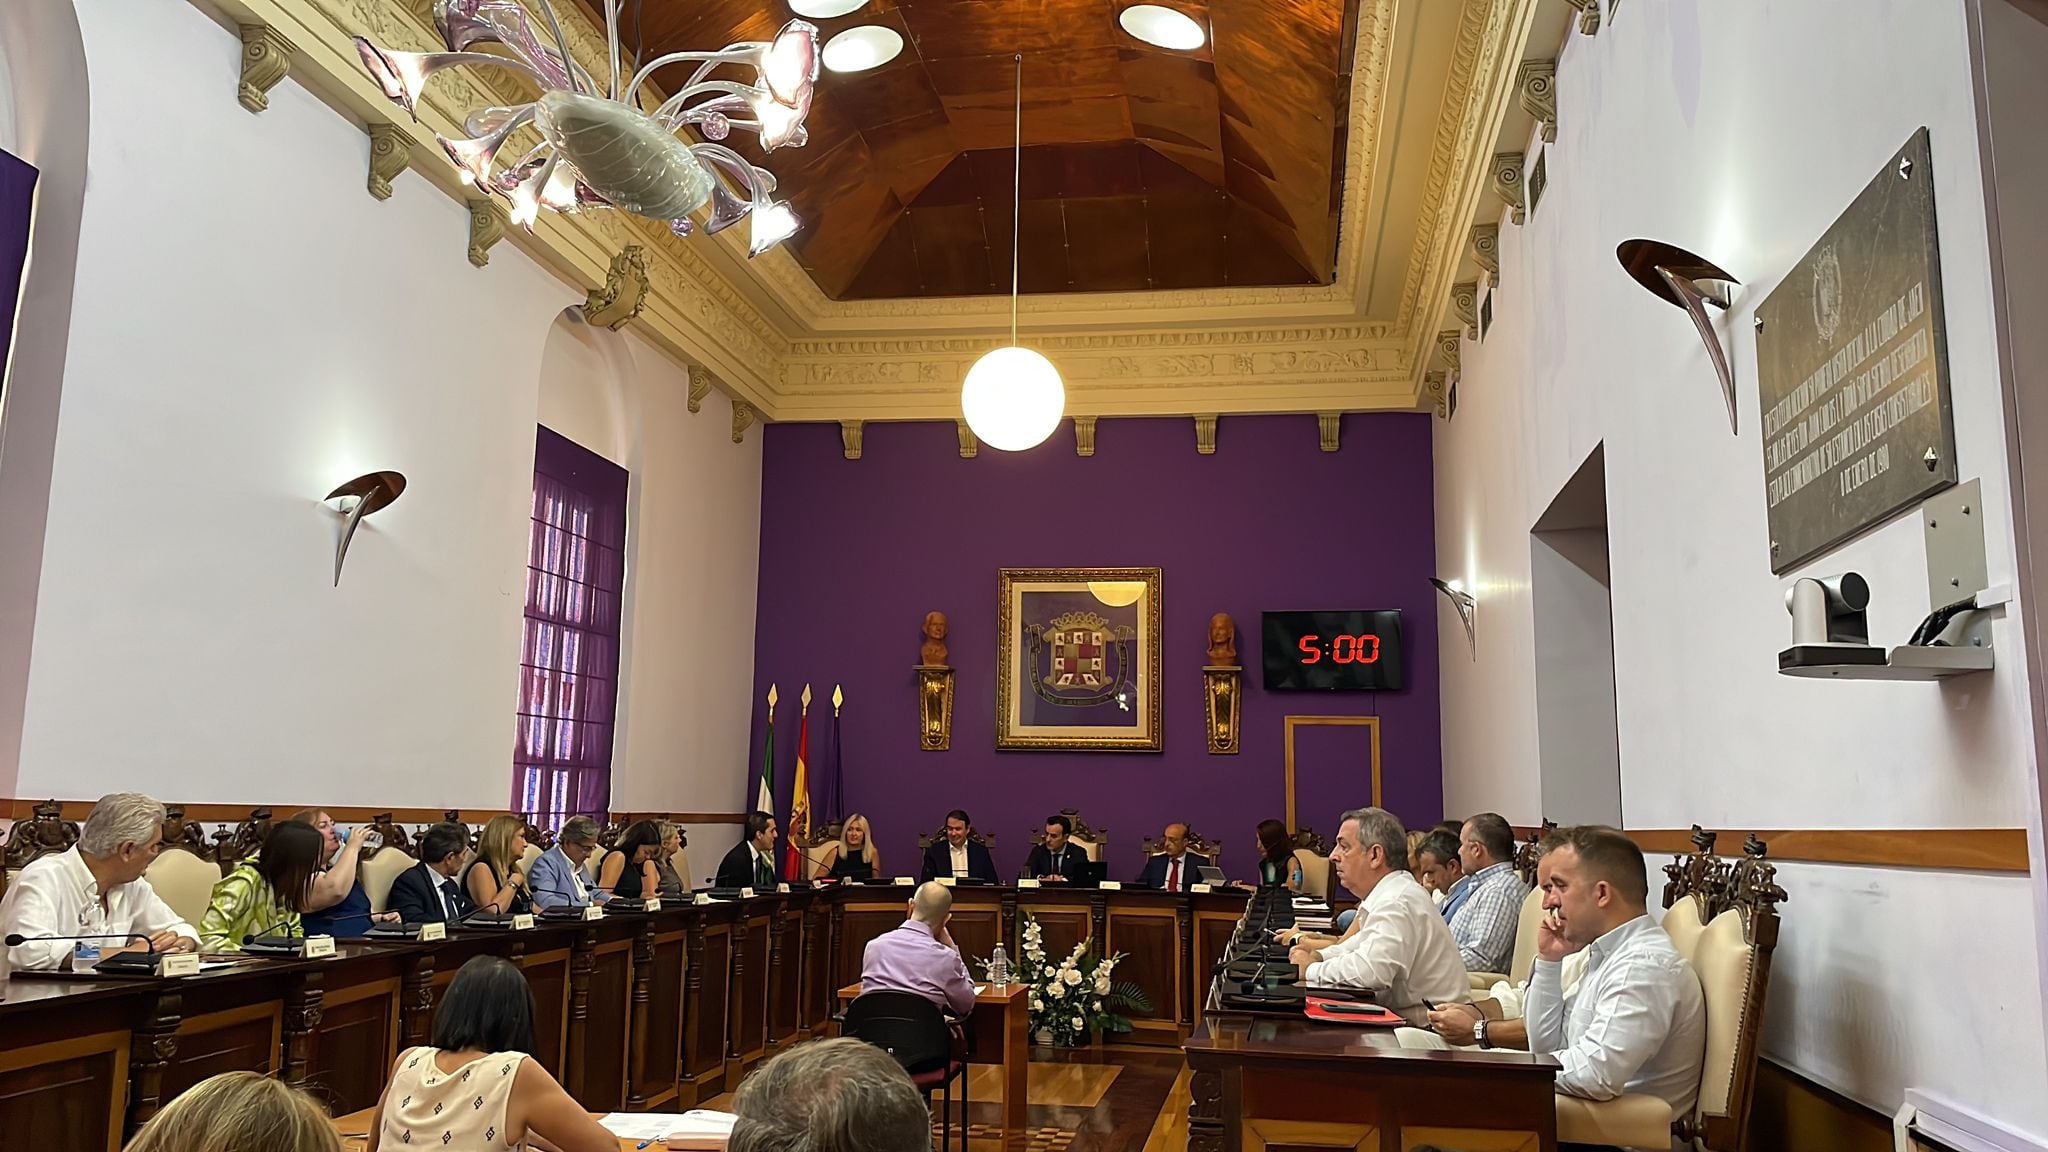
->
[367,956,615,1152]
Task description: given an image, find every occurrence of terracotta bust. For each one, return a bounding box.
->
[920,611,950,666]
[1206,612,1237,665]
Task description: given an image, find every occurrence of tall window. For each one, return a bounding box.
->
[515,427,628,822]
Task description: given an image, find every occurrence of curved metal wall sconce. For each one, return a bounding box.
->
[326,471,407,586]
[1617,239,1741,434]
[1430,577,1477,657]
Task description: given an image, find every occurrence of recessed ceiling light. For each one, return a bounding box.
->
[1118,4,1205,50]
[790,0,867,18]
[821,25,904,73]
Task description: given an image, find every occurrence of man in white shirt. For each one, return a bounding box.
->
[1287,807,1470,1024]
[1525,825,1706,1120]
[0,792,198,970]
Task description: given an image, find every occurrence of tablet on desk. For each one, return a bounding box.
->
[1196,865,1228,885]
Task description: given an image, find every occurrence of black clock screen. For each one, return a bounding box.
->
[1261,611,1406,692]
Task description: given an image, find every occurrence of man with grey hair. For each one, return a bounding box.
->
[0,793,197,970]
[859,881,976,1016]
[528,815,608,911]
[729,1037,933,1152]
[1286,807,1469,1024]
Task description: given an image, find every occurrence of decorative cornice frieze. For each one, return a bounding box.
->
[1492,152,1527,226]
[1518,59,1557,143]
[1472,223,1500,275]
[1565,0,1601,35]
[956,422,978,459]
[466,198,505,269]
[1318,413,1342,453]
[366,122,413,200]
[582,246,651,331]
[1073,416,1097,457]
[1451,280,1479,339]
[1194,415,1219,455]
[731,402,755,444]
[840,420,863,460]
[687,365,715,414]
[237,23,296,113]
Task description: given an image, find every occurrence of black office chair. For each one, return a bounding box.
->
[841,991,969,1152]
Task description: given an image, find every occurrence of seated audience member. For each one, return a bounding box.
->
[1414,830,1465,911]
[464,814,533,915]
[368,956,617,1152]
[600,820,666,899]
[1234,818,1303,891]
[715,811,780,890]
[201,819,325,951]
[1288,807,1470,1024]
[1445,813,1529,975]
[386,824,477,925]
[859,881,977,1017]
[918,809,998,883]
[1527,825,1705,1116]
[653,822,689,899]
[1417,948,1591,1051]
[814,813,879,881]
[294,809,399,937]
[729,1037,934,1152]
[0,792,198,970]
[1136,822,1211,891]
[1023,814,1091,884]
[528,816,606,910]
[124,1070,342,1152]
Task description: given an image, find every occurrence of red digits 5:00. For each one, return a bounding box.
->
[1297,634,1381,665]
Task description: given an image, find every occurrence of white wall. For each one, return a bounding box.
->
[1435,0,2047,1136]
[4,0,762,818]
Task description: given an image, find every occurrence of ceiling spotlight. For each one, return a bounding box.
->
[822,26,903,73]
[790,0,868,17]
[1617,238,1742,434]
[1119,5,1205,50]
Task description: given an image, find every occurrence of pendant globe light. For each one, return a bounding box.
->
[961,54,1065,452]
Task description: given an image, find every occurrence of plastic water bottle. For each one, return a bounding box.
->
[73,940,102,972]
[989,944,1010,987]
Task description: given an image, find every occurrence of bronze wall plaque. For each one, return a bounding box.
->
[1755,127,1956,574]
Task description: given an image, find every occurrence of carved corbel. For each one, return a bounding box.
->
[467,198,506,268]
[1317,413,1341,453]
[1471,223,1500,275]
[238,24,296,113]
[917,664,954,751]
[1205,666,1241,754]
[1425,370,1449,419]
[582,245,650,330]
[1073,416,1097,457]
[1452,280,1479,339]
[1492,152,1527,225]
[688,365,715,413]
[1437,330,1462,377]
[366,122,414,200]
[840,420,863,460]
[956,421,978,459]
[1194,414,1218,455]
[1566,0,1602,35]
[1519,60,1558,143]
[731,401,755,444]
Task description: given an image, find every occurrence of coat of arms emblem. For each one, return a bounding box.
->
[1027,611,1134,706]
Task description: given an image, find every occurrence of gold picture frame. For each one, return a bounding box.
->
[996,567,1164,751]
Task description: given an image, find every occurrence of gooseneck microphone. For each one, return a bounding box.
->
[5,930,161,973]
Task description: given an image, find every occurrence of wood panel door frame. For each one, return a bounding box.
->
[1282,715,1382,830]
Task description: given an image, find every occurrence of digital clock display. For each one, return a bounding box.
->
[1261,611,1406,692]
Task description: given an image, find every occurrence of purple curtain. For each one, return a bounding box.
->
[0,150,38,413]
[514,427,629,822]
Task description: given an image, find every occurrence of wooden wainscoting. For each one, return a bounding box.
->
[1511,825,2031,874]
[1750,1058,1895,1152]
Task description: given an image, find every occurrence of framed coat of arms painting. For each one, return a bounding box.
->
[996,567,1163,752]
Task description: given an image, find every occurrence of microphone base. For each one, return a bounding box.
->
[92,950,200,976]
[243,935,336,958]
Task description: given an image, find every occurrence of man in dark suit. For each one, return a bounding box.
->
[1022,814,1092,885]
[919,809,998,883]
[387,823,476,925]
[715,811,779,890]
[1135,823,1212,892]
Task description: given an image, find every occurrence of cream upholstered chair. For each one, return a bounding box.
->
[361,846,417,914]
[1030,809,1106,863]
[670,845,693,892]
[1556,833,1784,1152]
[1469,884,1547,989]
[144,848,224,927]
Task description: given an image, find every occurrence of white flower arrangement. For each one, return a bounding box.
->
[990,912,1153,1048]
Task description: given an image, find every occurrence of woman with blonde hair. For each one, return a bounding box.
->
[653,822,689,899]
[464,815,531,915]
[124,1070,342,1152]
[813,813,879,881]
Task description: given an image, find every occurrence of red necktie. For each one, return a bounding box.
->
[1168,858,1180,891]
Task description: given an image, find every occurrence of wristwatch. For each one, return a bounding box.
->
[1473,1018,1491,1049]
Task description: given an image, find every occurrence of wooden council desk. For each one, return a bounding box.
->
[836,980,1030,1138]
[1184,1013,1562,1152]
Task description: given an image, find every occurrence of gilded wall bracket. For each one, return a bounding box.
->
[238,23,296,113]
[1518,60,1557,143]
[466,199,506,268]
[688,365,715,414]
[731,401,755,444]
[366,122,414,200]
[1194,415,1219,455]
[840,420,863,460]
[582,246,651,331]
[1074,416,1097,457]
[1451,280,1479,339]
[917,665,955,752]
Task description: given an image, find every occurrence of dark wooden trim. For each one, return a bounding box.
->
[2,799,752,827]
[623,812,749,825]
[1511,825,2030,874]
[1751,1058,1894,1152]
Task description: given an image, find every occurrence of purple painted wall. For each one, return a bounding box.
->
[751,413,1440,879]
[0,151,36,411]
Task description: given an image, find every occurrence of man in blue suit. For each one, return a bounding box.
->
[530,815,608,910]
[1135,823,1212,891]
[386,824,476,925]
[919,810,998,883]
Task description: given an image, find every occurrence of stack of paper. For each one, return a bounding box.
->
[599,1110,739,1150]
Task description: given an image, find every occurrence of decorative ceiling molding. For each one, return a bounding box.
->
[188,0,1538,424]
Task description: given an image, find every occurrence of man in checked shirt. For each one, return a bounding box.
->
[1443,812,1530,976]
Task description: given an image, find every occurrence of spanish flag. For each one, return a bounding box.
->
[785,685,812,881]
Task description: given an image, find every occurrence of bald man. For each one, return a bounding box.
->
[858,881,977,1017]
[1136,823,1212,892]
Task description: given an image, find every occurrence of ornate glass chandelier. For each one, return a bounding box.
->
[354,0,818,256]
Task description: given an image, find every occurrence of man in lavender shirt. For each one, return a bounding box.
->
[859,882,978,1017]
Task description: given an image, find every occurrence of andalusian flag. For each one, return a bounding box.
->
[756,685,776,816]
[786,685,813,881]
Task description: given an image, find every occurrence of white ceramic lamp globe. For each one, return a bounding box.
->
[962,346,1065,451]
